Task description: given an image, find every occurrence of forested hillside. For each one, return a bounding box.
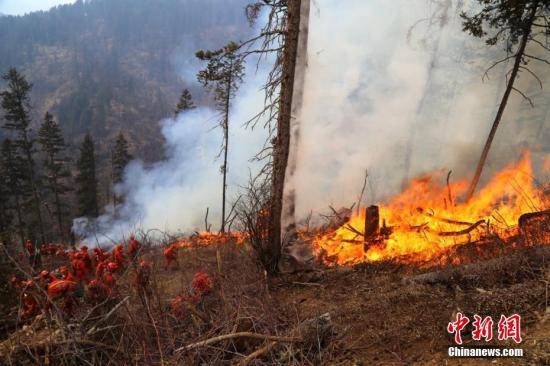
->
[0,0,251,161]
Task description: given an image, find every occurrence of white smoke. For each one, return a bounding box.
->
[293,0,549,219]
[75,0,549,243]
[74,64,268,245]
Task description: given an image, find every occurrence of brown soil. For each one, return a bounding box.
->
[1,241,548,365]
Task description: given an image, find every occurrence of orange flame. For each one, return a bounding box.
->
[313,153,548,266]
[174,231,248,248]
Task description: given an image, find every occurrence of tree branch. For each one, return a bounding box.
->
[524,54,550,65]
[519,66,543,89]
[175,332,298,353]
[483,55,514,81]
[511,87,534,107]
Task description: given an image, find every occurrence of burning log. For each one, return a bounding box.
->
[320,207,352,232]
[518,209,550,245]
[519,209,550,232]
[436,219,486,237]
[364,205,379,241]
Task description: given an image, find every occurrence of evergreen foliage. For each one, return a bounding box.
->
[38,112,72,239]
[76,133,98,218]
[196,41,245,232]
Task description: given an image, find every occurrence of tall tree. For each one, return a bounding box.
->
[462,0,549,199]
[239,0,305,273]
[0,68,45,244]
[38,112,71,240]
[174,88,196,116]
[196,41,245,233]
[268,0,303,272]
[111,132,132,209]
[76,133,99,217]
[0,139,26,245]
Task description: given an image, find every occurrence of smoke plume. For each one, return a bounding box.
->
[74,65,268,244]
[293,0,549,219]
[75,0,549,243]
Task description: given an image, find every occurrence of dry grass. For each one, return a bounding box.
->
[0,237,548,365]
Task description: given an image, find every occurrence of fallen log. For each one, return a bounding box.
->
[518,209,550,229]
[237,312,332,365]
[175,332,299,353]
[403,245,550,285]
[519,209,550,244]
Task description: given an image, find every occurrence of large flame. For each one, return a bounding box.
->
[313,153,548,266]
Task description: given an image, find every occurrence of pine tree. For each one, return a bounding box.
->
[196,41,245,233]
[76,133,98,217]
[111,132,132,208]
[0,68,45,244]
[0,139,26,245]
[174,88,196,116]
[462,0,549,199]
[38,112,71,240]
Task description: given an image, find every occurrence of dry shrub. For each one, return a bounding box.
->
[235,175,273,272]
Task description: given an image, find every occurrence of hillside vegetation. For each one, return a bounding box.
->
[0,0,251,162]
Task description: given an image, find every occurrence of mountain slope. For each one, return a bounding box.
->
[0,0,252,162]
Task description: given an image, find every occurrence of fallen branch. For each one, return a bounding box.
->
[404,245,550,285]
[237,312,332,365]
[175,332,299,353]
[436,220,485,236]
[237,340,278,366]
[446,170,453,207]
[86,296,130,335]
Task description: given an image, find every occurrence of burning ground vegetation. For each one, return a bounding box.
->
[0,154,549,365]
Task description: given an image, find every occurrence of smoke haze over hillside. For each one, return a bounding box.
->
[293,0,549,219]
[74,62,269,243]
[76,0,549,243]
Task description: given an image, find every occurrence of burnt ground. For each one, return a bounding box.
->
[152,242,549,365]
[1,241,549,365]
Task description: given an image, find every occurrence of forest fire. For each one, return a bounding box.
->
[174,231,247,248]
[313,153,549,266]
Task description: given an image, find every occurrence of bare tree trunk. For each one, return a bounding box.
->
[53,186,64,242]
[23,130,46,245]
[220,64,233,234]
[267,0,302,273]
[466,3,538,201]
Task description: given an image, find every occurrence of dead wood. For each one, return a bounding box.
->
[519,209,550,230]
[364,205,379,240]
[237,340,278,365]
[237,312,332,365]
[403,245,550,285]
[321,207,352,232]
[436,219,485,236]
[175,332,299,353]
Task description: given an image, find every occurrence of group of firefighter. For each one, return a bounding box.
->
[10,237,151,318]
[10,236,215,321]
